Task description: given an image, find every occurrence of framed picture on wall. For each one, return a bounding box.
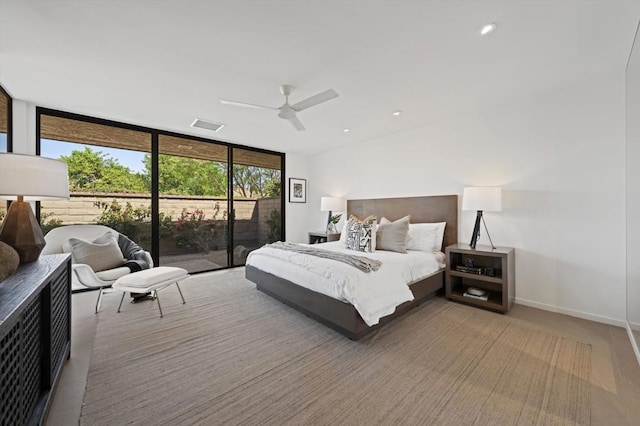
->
[289,178,306,203]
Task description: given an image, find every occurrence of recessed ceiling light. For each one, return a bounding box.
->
[392,111,402,116]
[343,128,350,133]
[481,23,496,35]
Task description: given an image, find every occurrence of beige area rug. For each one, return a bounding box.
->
[81,269,591,426]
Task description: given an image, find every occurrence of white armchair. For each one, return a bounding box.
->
[42,225,153,310]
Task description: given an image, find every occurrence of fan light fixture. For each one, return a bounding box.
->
[221,85,339,132]
[343,128,350,133]
[481,23,497,35]
[392,111,402,116]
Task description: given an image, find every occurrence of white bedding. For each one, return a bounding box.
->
[246,241,445,326]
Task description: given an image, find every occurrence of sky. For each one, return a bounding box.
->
[41,139,147,173]
[1,134,146,172]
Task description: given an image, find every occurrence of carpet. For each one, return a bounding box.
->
[81,269,591,425]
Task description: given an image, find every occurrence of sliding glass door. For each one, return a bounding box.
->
[37,108,285,275]
[231,148,282,265]
[158,135,229,273]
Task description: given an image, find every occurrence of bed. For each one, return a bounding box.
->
[246,195,458,340]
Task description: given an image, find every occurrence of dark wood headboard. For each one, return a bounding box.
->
[347,195,458,250]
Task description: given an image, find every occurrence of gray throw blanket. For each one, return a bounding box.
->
[117,234,151,297]
[123,259,149,273]
[117,234,150,271]
[266,241,381,273]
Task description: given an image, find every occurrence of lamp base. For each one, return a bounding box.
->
[0,201,46,263]
[469,210,483,249]
[469,210,497,250]
[325,210,333,234]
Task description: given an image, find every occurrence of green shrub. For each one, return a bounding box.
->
[94,199,152,247]
[266,209,281,243]
[174,202,225,253]
[40,212,63,235]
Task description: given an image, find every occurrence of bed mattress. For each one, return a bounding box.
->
[246,242,445,326]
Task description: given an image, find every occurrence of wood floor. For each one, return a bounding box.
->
[45,269,640,425]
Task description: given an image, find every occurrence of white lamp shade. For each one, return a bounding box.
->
[0,153,70,201]
[462,187,502,212]
[320,196,346,212]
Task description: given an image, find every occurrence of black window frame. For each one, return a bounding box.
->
[0,85,12,152]
[35,107,285,274]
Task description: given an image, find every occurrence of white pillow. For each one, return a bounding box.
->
[339,221,348,243]
[66,232,125,272]
[380,217,446,252]
[406,222,446,252]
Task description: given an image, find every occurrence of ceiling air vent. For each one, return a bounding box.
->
[191,118,224,132]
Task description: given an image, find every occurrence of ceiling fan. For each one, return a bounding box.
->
[221,85,339,131]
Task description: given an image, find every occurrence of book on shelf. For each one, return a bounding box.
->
[462,291,490,301]
[455,265,482,274]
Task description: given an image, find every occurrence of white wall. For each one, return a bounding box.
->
[11,99,36,154]
[308,71,626,325]
[284,152,311,244]
[625,22,640,362]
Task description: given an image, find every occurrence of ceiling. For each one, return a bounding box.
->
[1,0,639,155]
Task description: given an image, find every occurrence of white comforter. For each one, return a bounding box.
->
[246,242,445,326]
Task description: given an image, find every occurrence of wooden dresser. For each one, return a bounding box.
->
[0,254,71,426]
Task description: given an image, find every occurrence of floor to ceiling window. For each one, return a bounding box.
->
[38,113,153,254]
[37,108,285,274]
[231,148,282,265]
[158,134,229,273]
[0,86,12,220]
[0,86,10,152]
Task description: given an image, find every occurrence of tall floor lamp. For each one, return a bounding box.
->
[462,187,502,250]
[320,196,346,234]
[0,153,69,262]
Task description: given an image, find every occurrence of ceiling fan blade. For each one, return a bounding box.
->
[289,116,306,131]
[290,89,339,112]
[220,99,277,110]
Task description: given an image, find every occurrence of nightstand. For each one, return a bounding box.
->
[308,231,340,244]
[445,243,515,313]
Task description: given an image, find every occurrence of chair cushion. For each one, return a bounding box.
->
[67,232,125,272]
[115,267,188,289]
[94,267,131,282]
[43,224,117,255]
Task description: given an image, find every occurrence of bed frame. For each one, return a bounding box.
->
[246,195,458,340]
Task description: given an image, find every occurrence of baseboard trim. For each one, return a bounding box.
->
[514,297,627,327]
[625,323,640,366]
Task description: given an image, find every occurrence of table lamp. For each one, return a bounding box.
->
[462,187,502,250]
[0,153,69,262]
[320,196,346,233]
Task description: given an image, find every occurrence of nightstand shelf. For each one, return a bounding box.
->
[448,270,503,285]
[308,231,340,244]
[448,289,504,310]
[445,243,515,313]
